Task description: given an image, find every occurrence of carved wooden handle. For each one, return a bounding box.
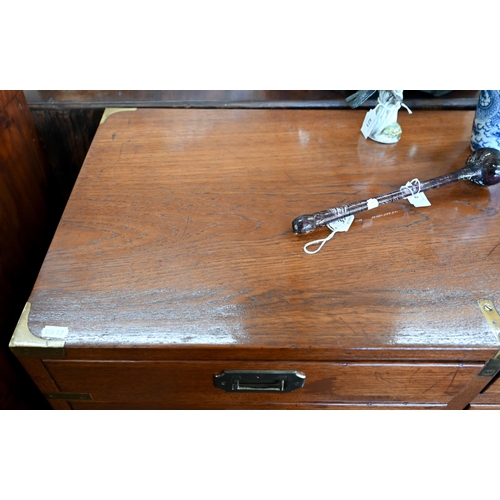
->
[292,148,500,235]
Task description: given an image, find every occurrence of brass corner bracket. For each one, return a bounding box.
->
[9,302,66,356]
[100,107,138,124]
[478,299,500,342]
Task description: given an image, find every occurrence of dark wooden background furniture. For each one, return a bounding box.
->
[0,90,52,409]
[11,106,500,409]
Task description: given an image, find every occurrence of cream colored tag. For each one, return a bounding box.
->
[406,192,431,207]
[361,109,377,138]
[41,326,69,339]
[401,178,431,207]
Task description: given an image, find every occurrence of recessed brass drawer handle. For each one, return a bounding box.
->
[213,370,306,392]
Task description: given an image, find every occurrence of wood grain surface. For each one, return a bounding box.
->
[17,108,500,408]
[26,109,500,360]
[24,92,479,216]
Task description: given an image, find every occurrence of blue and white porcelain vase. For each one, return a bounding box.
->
[470,90,500,151]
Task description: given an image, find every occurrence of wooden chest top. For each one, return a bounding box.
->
[25,109,500,362]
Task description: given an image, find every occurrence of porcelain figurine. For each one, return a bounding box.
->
[470,90,500,151]
[346,90,411,144]
[367,90,411,144]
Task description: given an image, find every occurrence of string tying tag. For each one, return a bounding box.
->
[401,178,431,207]
[402,178,421,195]
[401,102,412,114]
[304,228,336,254]
[303,215,355,254]
[373,95,412,115]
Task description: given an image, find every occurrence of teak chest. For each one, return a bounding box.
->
[11,108,500,409]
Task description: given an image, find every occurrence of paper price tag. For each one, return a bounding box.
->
[406,192,431,207]
[326,215,355,232]
[41,325,69,339]
[401,179,431,208]
[361,109,377,138]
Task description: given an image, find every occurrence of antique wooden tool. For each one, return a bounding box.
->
[292,147,500,234]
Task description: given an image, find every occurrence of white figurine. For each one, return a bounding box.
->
[346,90,412,144]
[367,90,411,143]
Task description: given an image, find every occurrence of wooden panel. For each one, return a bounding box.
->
[69,402,446,409]
[24,90,479,110]
[0,90,50,322]
[18,358,70,410]
[27,109,500,361]
[0,90,52,409]
[43,360,482,408]
[29,108,103,214]
[23,91,480,234]
[18,107,500,409]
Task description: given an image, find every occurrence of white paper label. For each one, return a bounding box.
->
[406,192,431,207]
[326,215,355,232]
[361,109,377,138]
[41,326,69,339]
[366,198,379,210]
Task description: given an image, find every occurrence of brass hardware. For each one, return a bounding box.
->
[478,352,500,378]
[478,299,500,342]
[44,393,92,401]
[100,107,137,124]
[9,302,66,357]
[213,370,306,393]
[476,300,500,378]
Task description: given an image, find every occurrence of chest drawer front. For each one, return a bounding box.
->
[42,359,482,409]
